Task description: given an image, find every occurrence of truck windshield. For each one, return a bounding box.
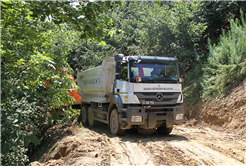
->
[130,62,179,83]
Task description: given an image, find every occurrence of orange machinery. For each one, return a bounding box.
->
[44,67,81,108]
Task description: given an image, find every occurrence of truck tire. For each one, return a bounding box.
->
[157,127,173,135]
[88,107,99,127]
[110,109,125,135]
[81,106,88,125]
[138,128,156,135]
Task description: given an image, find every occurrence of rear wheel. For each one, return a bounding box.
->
[81,106,88,125]
[157,127,173,135]
[88,107,99,127]
[138,128,156,135]
[110,109,125,135]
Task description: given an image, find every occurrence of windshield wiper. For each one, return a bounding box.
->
[142,80,154,83]
[140,78,154,83]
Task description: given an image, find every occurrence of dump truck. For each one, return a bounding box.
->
[77,54,184,135]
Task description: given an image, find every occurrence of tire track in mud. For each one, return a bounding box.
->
[173,126,246,165]
[107,135,154,166]
[126,128,245,166]
[169,141,244,165]
[107,137,131,166]
[133,135,198,166]
[120,141,154,165]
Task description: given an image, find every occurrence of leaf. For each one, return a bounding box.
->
[80,33,87,39]
[41,15,45,22]
[118,1,122,7]
[154,1,161,6]
[40,55,53,61]
[9,141,17,146]
[13,118,18,123]
[29,136,40,145]
[106,1,111,8]
[24,136,30,147]
[99,41,106,46]
[110,18,113,26]
[1,142,10,154]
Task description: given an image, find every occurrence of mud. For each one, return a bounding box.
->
[29,121,246,166]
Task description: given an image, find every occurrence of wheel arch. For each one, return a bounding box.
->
[107,94,123,124]
[107,103,117,124]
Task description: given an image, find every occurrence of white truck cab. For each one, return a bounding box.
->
[77,54,184,135]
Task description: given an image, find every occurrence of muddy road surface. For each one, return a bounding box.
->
[30,122,246,166]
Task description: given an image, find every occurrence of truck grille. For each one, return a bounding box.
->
[134,92,180,105]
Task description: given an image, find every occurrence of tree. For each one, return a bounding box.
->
[199,0,246,42]
[1,0,111,165]
[202,13,246,98]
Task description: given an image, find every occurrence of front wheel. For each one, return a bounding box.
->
[110,109,125,135]
[157,127,173,135]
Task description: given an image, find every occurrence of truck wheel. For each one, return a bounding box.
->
[157,127,173,135]
[138,128,156,135]
[88,107,99,127]
[81,106,88,125]
[110,109,125,135]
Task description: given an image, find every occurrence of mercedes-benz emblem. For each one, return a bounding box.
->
[156,92,163,101]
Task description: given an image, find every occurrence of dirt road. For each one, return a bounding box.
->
[29,120,246,166]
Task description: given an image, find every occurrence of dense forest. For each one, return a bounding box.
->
[1,1,246,165]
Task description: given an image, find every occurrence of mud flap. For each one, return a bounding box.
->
[166,113,174,128]
[147,113,156,129]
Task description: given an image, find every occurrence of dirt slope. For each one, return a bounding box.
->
[198,79,246,137]
[29,120,246,166]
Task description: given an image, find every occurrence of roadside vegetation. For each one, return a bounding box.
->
[1,1,246,165]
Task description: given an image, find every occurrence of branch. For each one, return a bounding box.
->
[1,56,30,67]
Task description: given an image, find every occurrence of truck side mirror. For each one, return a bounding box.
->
[115,61,121,74]
[115,54,124,61]
[115,73,121,80]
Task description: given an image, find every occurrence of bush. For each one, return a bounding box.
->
[1,145,28,165]
[202,12,246,98]
[183,62,204,105]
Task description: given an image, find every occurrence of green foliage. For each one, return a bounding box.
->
[67,39,116,74]
[68,1,207,75]
[200,1,246,41]
[1,1,111,165]
[26,1,111,40]
[138,1,207,67]
[183,62,204,105]
[202,13,246,98]
[1,145,28,166]
[2,0,245,163]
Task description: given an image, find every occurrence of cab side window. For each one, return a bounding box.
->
[120,63,128,80]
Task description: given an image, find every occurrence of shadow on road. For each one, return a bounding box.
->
[86,123,189,143]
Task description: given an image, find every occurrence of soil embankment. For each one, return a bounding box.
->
[188,80,246,138]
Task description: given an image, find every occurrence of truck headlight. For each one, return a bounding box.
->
[132,116,142,122]
[140,100,146,105]
[150,101,155,105]
[176,114,183,120]
[141,100,154,105]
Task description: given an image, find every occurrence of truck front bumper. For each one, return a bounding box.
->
[121,105,184,129]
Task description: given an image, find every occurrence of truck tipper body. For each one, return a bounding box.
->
[77,54,184,135]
